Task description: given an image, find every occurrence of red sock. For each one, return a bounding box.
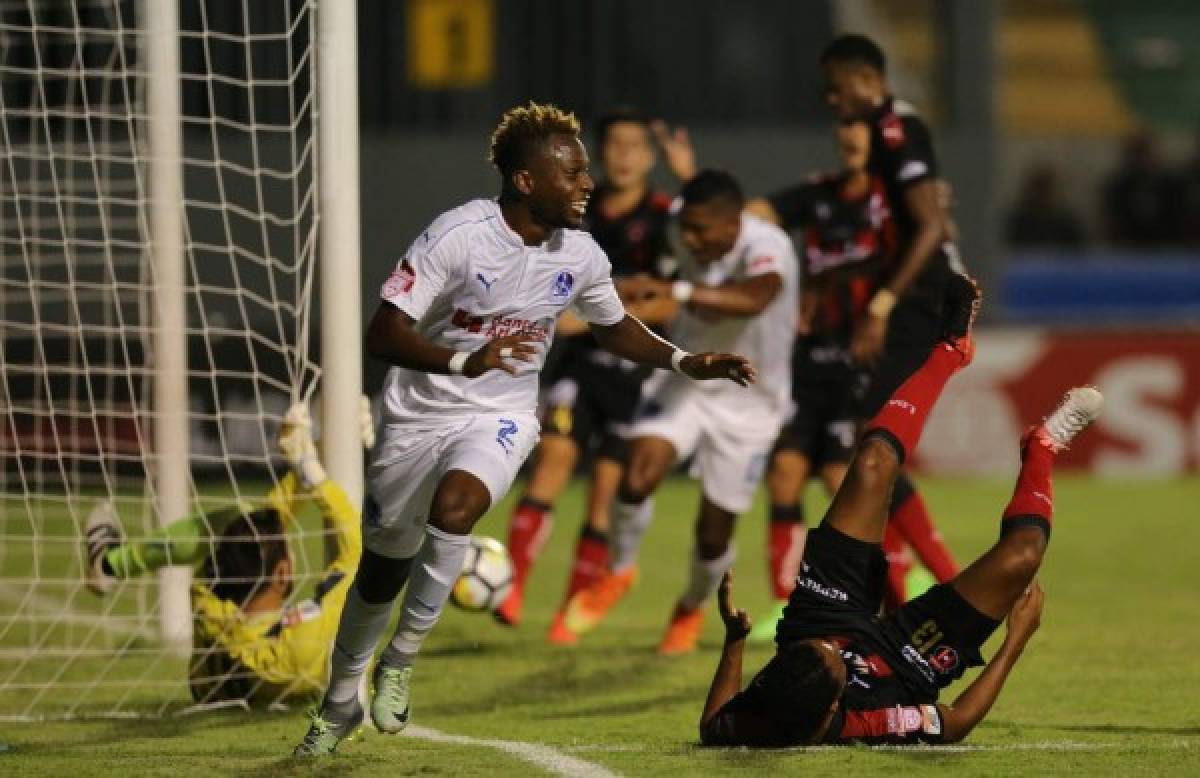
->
[505,497,552,591]
[1001,435,1056,538]
[865,343,963,462]
[890,488,958,583]
[562,525,610,601]
[882,522,911,609]
[768,504,806,602]
[767,505,806,600]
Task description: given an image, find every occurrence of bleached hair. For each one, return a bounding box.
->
[488,101,581,177]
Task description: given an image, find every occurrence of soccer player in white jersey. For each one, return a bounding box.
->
[293,104,756,757]
[564,169,799,655]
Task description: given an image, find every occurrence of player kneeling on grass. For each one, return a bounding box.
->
[84,402,367,707]
[292,102,754,757]
[699,275,1104,746]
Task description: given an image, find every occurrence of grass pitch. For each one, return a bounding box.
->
[2,474,1198,775]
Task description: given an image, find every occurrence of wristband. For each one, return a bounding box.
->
[868,288,897,319]
[671,280,695,303]
[448,351,470,375]
[670,348,690,374]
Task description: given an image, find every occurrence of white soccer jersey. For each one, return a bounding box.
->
[378,199,626,422]
[668,213,799,412]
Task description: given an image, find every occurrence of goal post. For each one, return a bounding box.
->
[146,0,192,654]
[0,0,361,718]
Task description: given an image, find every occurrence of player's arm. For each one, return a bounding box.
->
[590,314,754,385]
[699,572,779,746]
[883,177,946,300]
[622,272,782,319]
[938,582,1044,743]
[366,303,537,378]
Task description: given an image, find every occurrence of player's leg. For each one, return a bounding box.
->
[889,472,957,581]
[889,387,1102,690]
[494,432,579,626]
[659,496,739,655]
[950,387,1102,619]
[370,413,540,731]
[823,275,978,543]
[563,434,676,633]
[881,521,913,609]
[547,446,622,644]
[85,501,235,596]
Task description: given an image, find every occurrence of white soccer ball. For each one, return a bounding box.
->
[450,535,514,612]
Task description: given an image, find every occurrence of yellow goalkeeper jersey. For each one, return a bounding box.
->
[188,474,360,706]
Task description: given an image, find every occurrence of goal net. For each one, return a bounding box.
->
[0,0,337,719]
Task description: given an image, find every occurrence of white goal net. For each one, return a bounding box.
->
[0,0,339,718]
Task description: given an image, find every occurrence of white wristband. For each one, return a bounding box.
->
[448,351,470,375]
[670,348,690,374]
[671,280,695,303]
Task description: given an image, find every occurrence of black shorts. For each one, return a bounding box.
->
[541,346,647,462]
[778,524,998,693]
[858,300,941,418]
[773,347,864,468]
[890,584,1000,688]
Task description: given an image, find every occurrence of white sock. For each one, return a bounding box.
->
[326,585,395,705]
[679,545,736,611]
[608,496,654,572]
[380,525,470,668]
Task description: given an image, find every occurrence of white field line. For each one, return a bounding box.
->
[0,582,157,642]
[563,740,1197,754]
[404,724,622,778]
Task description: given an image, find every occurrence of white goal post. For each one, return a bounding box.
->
[0,0,360,718]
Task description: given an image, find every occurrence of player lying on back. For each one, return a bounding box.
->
[84,402,365,707]
[699,275,1105,746]
[292,102,754,757]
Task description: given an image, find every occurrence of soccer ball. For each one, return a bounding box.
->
[450,536,514,612]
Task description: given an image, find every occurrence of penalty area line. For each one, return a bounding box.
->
[403,724,621,778]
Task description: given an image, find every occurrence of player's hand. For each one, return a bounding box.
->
[850,314,888,367]
[651,120,697,182]
[718,571,752,643]
[1004,580,1044,648]
[278,402,327,487]
[464,334,540,378]
[680,352,756,386]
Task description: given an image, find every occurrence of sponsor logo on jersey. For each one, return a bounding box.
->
[496,417,518,455]
[450,309,552,341]
[552,270,574,300]
[921,704,942,735]
[886,398,917,416]
[281,599,321,628]
[382,258,417,297]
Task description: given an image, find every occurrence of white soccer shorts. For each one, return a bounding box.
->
[629,374,783,515]
[362,412,539,558]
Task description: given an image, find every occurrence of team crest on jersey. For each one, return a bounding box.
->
[929,644,960,674]
[551,270,574,300]
[383,259,417,297]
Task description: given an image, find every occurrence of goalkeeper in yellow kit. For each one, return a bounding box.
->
[83,402,370,707]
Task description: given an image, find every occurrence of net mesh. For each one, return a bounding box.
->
[0,0,328,718]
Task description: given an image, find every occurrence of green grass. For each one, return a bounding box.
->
[3,475,1199,775]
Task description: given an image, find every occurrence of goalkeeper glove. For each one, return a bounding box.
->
[279,403,327,489]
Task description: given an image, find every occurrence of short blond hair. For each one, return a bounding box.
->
[488,101,581,178]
